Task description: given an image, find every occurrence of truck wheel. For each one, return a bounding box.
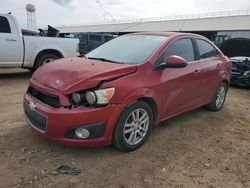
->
[206,82,228,111]
[34,53,60,70]
[113,101,153,152]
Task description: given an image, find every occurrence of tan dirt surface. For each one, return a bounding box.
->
[0,68,249,188]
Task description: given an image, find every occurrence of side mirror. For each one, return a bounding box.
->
[156,55,188,70]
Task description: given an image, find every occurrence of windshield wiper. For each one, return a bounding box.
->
[86,57,123,64]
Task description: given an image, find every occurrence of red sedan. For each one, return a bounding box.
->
[23,32,231,151]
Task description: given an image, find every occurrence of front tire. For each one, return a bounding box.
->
[113,101,154,152]
[206,82,228,111]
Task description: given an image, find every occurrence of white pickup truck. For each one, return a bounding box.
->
[0,13,79,70]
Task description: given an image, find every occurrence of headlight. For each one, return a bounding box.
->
[71,87,115,106]
[72,93,83,104]
[94,87,115,105]
[243,71,250,77]
[86,87,115,105]
[85,91,97,105]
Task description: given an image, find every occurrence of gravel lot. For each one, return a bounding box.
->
[0,68,249,188]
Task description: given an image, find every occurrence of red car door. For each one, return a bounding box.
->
[155,38,203,119]
[194,39,222,104]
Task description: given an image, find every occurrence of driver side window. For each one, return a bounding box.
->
[160,38,194,63]
[0,16,11,33]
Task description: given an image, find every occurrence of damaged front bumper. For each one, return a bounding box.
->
[23,90,126,147]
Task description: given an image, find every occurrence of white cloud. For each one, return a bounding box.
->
[0,0,249,29]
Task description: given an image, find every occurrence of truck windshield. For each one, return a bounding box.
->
[85,35,168,64]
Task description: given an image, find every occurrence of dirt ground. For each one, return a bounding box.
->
[0,68,249,188]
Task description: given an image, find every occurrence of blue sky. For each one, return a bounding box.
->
[1,0,250,29]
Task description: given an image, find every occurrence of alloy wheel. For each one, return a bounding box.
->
[123,108,149,146]
[216,86,226,108]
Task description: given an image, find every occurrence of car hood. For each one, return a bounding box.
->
[32,57,137,94]
[230,56,250,62]
[230,57,250,72]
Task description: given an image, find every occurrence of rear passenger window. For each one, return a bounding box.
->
[161,39,194,62]
[196,39,217,59]
[0,16,11,33]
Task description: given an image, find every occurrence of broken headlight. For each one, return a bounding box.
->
[71,87,115,106]
[243,71,250,77]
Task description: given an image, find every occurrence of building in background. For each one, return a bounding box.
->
[56,10,250,56]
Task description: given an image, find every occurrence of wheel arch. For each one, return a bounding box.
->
[34,49,63,64]
[119,87,160,124]
[222,79,229,88]
[137,97,158,125]
[30,48,64,68]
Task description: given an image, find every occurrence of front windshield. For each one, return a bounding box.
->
[85,35,168,64]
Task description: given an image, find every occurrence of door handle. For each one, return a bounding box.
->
[6,39,17,42]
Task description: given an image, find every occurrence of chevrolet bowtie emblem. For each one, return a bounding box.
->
[29,101,36,111]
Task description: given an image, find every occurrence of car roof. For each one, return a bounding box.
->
[128,31,202,38]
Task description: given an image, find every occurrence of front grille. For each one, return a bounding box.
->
[24,103,47,132]
[231,67,243,76]
[231,71,242,75]
[29,87,60,108]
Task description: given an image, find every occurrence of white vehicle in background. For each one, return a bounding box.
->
[0,13,79,70]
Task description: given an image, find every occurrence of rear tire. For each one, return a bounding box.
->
[34,53,60,70]
[206,82,228,111]
[113,101,153,152]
